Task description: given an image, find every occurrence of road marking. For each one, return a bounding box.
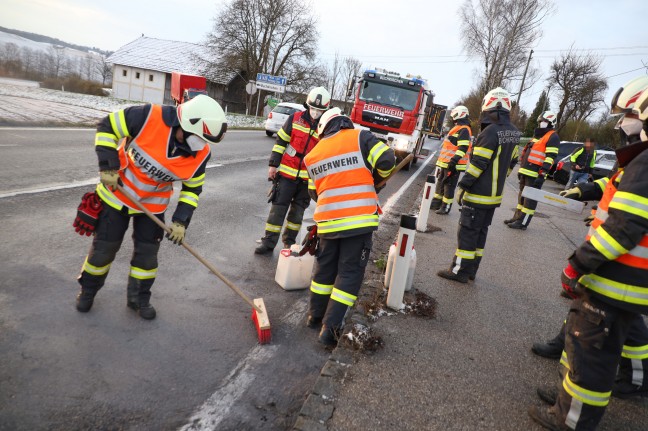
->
[179,298,308,430]
[381,150,437,215]
[0,144,19,147]
[0,156,268,199]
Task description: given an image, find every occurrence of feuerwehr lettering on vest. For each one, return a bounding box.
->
[310,155,360,178]
[497,129,521,145]
[129,147,176,183]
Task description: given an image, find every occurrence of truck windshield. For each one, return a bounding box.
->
[359,81,420,111]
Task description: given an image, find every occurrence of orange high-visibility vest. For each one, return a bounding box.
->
[524,130,556,167]
[304,129,379,234]
[97,105,210,214]
[436,124,472,170]
[581,170,648,310]
[278,111,319,180]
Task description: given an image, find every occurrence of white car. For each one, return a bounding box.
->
[264,102,305,137]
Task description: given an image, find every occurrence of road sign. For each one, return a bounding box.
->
[256,73,287,86]
[255,81,285,93]
[245,82,257,95]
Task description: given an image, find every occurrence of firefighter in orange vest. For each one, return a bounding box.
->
[506,110,560,230]
[255,87,331,255]
[303,108,395,346]
[430,105,472,214]
[529,80,648,430]
[73,95,227,319]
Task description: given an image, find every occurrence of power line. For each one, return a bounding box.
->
[605,66,648,79]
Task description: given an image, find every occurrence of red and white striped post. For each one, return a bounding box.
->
[416,174,435,232]
[387,214,417,310]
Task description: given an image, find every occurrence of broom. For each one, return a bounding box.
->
[115,184,271,344]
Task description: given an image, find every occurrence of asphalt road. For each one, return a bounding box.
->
[0,128,437,430]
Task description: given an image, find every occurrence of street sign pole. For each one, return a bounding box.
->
[256,90,261,117]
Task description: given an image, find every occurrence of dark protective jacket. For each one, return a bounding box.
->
[570,144,648,315]
[458,111,521,208]
[570,147,597,173]
[94,104,210,226]
[270,110,319,181]
[518,128,560,178]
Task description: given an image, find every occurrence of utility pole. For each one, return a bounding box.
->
[515,49,534,118]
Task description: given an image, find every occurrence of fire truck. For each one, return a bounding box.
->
[348,68,447,170]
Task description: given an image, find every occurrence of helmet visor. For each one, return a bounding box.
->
[204,123,228,143]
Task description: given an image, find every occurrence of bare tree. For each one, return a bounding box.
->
[201,0,319,104]
[548,48,607,133]
[94,55,113,86]
[459,0,554,91]
[326,51,343,102]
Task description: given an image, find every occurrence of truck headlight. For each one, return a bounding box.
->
[394,138,409,150]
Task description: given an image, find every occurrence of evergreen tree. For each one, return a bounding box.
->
[524,90,548,137]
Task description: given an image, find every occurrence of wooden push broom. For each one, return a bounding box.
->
[116,184,271,344]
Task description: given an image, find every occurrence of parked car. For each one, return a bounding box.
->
[547,141,583,179]
[552,149,617,185]
[264,102,305,137]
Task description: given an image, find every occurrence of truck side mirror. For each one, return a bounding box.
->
[346,78,356,99]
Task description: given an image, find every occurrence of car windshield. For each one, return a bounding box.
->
[273,106,298,115]
[359,81,420,111]
[595,153,617,168]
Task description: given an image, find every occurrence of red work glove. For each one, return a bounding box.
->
[299,225,319,256]
[73,192,103,236]
[561,263,582,299]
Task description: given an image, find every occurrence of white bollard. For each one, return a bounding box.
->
[416,174,436,232]
[386,214,417,310]
[405,248,417,292]
[384,242,397,288]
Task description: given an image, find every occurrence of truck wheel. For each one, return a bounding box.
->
[265,131,274,137]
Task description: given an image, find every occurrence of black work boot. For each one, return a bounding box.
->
[612,380,648,399]
[430,199,442,211]
[127,299,157,320]
[537,385,558,405]
[127,281,156,320]
[254,243,274,255]
[435,203,452,215]
[503,210,521,224]
[528,405,569,431]
[437,269,469,284]
[76,289,96,313]
[531,336,564,360]
[507,219,527,230]
[306,315,323,329]
[318,325,341,346]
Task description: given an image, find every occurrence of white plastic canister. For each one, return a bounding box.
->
[275,245,315,290]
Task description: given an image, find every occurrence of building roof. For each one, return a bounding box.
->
[107,36,235,85]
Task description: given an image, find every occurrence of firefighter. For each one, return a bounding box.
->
[73,95,227,319]
[505,110,560,230]
[529,79,648,431]
[255,87,331,255]
[303,108,395,345]
[430,105,472,215]
[437,88,520,283]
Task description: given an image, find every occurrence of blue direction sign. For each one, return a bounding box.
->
[256,73,287,86]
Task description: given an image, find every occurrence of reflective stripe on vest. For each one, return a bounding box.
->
[580,170,648,304]
[305,129,379,234]
[278,111,319,180]
[105,105,210,214]
[436,125,471,168]
[523,130,556,167]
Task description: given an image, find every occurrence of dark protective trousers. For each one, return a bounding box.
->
[78,204,164,303]
[514,174,543,225]
[554,293,648,430]
[450,205,495,278]
[430,167,460,209]
[309,232,373,330]
[261,175,311,249]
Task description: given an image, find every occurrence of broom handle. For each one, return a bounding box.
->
[115,184,262,314]
[375,153,414,188]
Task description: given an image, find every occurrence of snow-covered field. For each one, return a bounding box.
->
[0,78,266,128]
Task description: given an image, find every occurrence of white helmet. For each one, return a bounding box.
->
[481,87,512,112]
[317,107,342,137]
[450,105,469,121]
[177,94,227,144]
[537,110,557,127]
[610,75,648,115]
[632,86,648,121]
[306,86,332,111]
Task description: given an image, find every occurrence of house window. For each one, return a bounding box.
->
[136,72,140,79]
[122,70,127,77]
[149,75,154,82]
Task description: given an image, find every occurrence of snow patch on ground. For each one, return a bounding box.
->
[0,78,266,128]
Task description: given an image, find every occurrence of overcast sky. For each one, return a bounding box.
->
[2,0,646,114]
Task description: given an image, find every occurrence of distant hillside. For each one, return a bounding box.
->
[0,26,112,56]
